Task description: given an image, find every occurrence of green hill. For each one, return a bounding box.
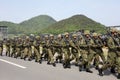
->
[19,15,56,34]
[42,14,106,34]
[0,14,106,35]
[0,15,56,34]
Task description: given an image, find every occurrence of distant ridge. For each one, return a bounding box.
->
[0,14,106,34]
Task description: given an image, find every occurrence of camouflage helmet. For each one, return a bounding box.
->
[18,37,21,40]
[30,34,34,37]
[26,36,29,39]
[110,28,117,32]
[45,35,48,38]
[36,36,40,39]
[50,34,54,37]
[92,33,97,36]
[98,33,102,36]
[84,30,90,35]
[58,34,62,38]
[72,34,77,37]
[118,30,120,34]
[64,32,69,35]
[64,32,69,38]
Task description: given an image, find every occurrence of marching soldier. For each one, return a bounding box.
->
[98,28,120,79]
[92,33,103,70]
[0,40,3,56]
[79,30,93,73]
[5,38,10,57]
[22,36,32,60]
[62,32,71,68]
[33,36,42,63]
[10,38,16,57]
[15,38,22,58]
[54,34,63,63]
[44,35,56,67]
[70,33,80,66]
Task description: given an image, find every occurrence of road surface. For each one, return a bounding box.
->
[0,56,119,80]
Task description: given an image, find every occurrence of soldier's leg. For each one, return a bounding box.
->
[34,48,41,63]
[0,47,3,56]
[63,50,69,68]
[79,50,87,71]
[75,52,80,66]
[98,53,115,76]
[54,50,63,63]
[16,48,21,58]
[109,52,116,73]
[6,47,9,56]
[20,48,24,59]
[10,48,16,58]
[23,48,28,60]
[116,57,120,79]
[47,49,56,67]
[39,46,43,61]
[53,52,59,63]
[76,50,82,66]
[6,46,10,57]
[94,54,101,69]
[28,48,32,61]
[86,53,95,73]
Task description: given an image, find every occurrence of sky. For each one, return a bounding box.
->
[0,0,120,26]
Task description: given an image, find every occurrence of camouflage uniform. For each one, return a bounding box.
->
[15,38,22,58]
[44,35,56,67]
[0,40,3,56]
[62,32,71,68]
[5,39,10,57]
[33,36,42,63]
[98,28,120,78]
[70,34,80,66]
[22,36,32,60]
[54,34,63,63]
[79,30,93,73]
[92,33,103,69]
[10,38,16,57]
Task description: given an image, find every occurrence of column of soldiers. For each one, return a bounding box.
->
[0,28,120,79]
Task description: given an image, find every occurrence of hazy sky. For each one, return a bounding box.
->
[0,0,120,26]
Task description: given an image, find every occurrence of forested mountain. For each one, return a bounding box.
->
[42,15,106,34]
[0,15,56,34]
[0,14,106,35]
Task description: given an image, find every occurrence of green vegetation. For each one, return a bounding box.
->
[19,15,56,34]
[0,14,106,35]
[42,15,106,34]
[0,15,56,34]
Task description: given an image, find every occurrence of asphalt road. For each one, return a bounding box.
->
[0,56,119,80]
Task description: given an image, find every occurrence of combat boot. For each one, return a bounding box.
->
[79,65,82,72]
[67,61,71,68]
[98,69,103,76]
[111,67,116,73]
[47,61,50,65]
[63,62,67,68]
[52,63,56,67]
[83,64,86,69]
[23,55,27,61]
[86,68,93,73]
[0,54,2,56]
[28,58,32,61]
[95,66,99,70]
[75,63,79,66]
[117,73,120,79]
[39,60,42,64]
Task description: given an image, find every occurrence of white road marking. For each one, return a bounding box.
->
[0,58,27,69]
